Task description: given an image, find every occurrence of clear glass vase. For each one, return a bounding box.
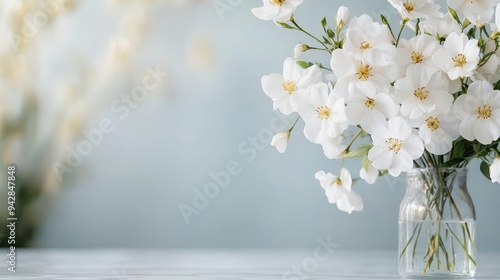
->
[398,168,476,278]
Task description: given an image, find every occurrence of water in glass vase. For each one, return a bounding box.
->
[399,220,476,278]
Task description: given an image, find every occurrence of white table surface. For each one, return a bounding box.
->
[0,249,499,279]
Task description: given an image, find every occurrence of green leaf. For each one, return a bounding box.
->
[380,14,390,26]
[453,140,466,158]
[342,145,372,159]
[462,18,471,29]
[358,129,368,138]
[441,157,464,167]
[478,37,484,46]
[448,7,461,25]
[322,36,330,44]
[296,60,313,69]
[327,28,335,38]
[276,21,295,29]
[480,161,491,180]
[466,26,477,38]
[321,17,327,28]
[473,143,482,153]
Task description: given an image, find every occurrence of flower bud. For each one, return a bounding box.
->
[271,131,291,153]
[336,6,349,30]
[293,43,309,58]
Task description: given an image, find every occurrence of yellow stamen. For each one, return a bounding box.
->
[425,117,440,131]
[316,106,331,120]
[478,105,492,119]
[453,53,467,67]
[403,2,416,12]
[386,137,402,153]
[357,63,373,80]
[411,51,424,64]
[365,98,376,109]
[270,0,285,5]
[331,178,342,186]
[360,41,371,50]
[282,80,296,94]
[414,87,429,100]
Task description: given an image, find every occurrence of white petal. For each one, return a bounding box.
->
[490,158,500,183]
[374,93,399,118]
[474,119,500,144]
[325,184,343,204]
[368,144,393,170]
[321,136,346,159]
[304,120,326,143]
[261,74,286,100]
[388,150,413,177]
[388,117,412,140]
[360,160,378,184]
[314,170,327,181]
[402,134,424,159]
[296,65,322,88]
[336,190,364,214]
[251,6,281,21]
[330,49,356,79]
[271,132,290,153]
[459,116,479,141]
[339,168,352,192]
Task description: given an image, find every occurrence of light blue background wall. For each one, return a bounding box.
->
[36,0,500,251]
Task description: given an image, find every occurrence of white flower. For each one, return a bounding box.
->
[271,131,290,153]
[261,57,322,115]
[417,112,460,155]
[419,13,462,39]
[395,34,440,72]
[252,0,303,22]
[330,49,399,98]
[454,81,500,145]
[493,4,500,32]
[388,0,440,20]
[297,82,348,143]
[315,169,363,214]
[343,14,396,64]
[320,135,347,159]
[345,82,399,133]
[448,0,500,26]
[360,158,379,184]
[432,33,480,80]
[336,6,349,30]
[293,43,308,58]
[394,64,453,119]
[368,117,424,177]
[489,157,500,183]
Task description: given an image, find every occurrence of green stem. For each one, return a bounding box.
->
[288,116,300,133]
[446,223,477,266]
[395,19,409,47]
[290,19,331,52]
[308,46,330,52]
[345,129,365,151]
[409,169,476,274]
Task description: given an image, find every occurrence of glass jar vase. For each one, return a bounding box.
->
[398,168,476,278]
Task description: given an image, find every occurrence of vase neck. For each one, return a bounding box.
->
[402,168,475,221]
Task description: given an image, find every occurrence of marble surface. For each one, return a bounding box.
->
[0,249,499,279]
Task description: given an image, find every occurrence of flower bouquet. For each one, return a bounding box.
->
[252,0,500,277]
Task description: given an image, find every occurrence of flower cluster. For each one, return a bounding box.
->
[253,0,500,213]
